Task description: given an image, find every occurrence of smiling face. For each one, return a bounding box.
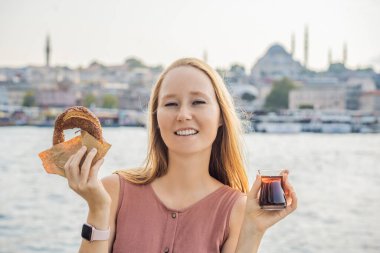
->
[157,66,222,155]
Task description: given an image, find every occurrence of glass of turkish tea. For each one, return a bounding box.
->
[258,169,287,210]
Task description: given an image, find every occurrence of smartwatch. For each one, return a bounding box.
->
[81,223,110,242]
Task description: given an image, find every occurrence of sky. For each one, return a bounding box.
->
[1,0,380,72]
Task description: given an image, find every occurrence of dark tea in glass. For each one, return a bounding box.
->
[258,170,287,210]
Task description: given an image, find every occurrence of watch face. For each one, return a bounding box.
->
[81,224,92,241]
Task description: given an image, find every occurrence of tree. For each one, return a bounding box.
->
[102,94,118,108]
[264,78,296,110]
[83,94,97,107]
[125,58,145,69]
[22,91,36,107]
[151,65,164,73]
[230,64,245,74]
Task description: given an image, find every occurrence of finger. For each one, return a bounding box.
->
[64,155,78,191]
[63,155,75,178]
[247,174,261,199]
[80,148,98,183]
[88,158,104,183]
[71,146,88,170]
[283,174,294,196]
[283,174,289,195]
[285,190,298,213]
[281,169,289,176]
[69,146,88,182]
[284,179,296,207]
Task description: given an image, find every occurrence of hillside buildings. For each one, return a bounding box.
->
[0,34,379,118]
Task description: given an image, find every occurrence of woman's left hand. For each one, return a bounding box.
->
[243,170,298,233]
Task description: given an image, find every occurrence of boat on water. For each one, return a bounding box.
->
[351,115,379,133]
[254,114,302,133]
[251,111,379,133]
[319,114,352,133]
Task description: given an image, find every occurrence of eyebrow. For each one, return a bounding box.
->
[160,91,211,100]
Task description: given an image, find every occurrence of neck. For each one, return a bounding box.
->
[159,148,218,194]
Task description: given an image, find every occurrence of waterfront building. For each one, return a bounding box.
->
[289,83,346,111]
[360,91,380,113]
[0,86,8,105]
[35,81,77,107]
[347,76,377,92]
[119,86,151,111]
[1,81,31,106]
[127,67,156,89]
[79,61,107,83]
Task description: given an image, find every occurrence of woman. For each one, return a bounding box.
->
[64,58,297,253]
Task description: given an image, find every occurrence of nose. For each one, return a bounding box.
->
[176,105,192,121]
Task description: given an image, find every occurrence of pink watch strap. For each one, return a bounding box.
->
[86,223,110,241]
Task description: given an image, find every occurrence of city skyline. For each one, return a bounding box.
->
[1,0,380,71]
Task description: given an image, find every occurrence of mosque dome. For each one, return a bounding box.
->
[267,44,289,56]
[251,43,303,80]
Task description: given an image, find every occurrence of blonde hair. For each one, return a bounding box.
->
[114,58,249,193]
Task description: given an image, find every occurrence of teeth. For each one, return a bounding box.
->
[175,129,198,136]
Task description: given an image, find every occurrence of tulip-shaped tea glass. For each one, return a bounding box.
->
[258,169,287,210]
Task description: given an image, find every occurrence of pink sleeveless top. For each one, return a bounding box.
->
[112,175,244,253]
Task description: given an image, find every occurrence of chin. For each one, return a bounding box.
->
[168,144,212,156]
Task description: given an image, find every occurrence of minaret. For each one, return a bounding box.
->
[304,26,309,69]
[343,43,347,66]
[328,48,332,66]
[45,34,51,68]
[291,33,295,57]
[203,50,208,63]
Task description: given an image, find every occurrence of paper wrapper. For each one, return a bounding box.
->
[38,131,111,177]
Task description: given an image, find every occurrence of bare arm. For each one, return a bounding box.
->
[222,172,298,253]
[102,175,120,253]
[234,217,264,253]
[221,196,264,253]
[63,147,120,253]
[221,196,248,253]
[78,205,110,253]
[78,175,120,253]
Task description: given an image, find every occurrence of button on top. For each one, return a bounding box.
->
[171,213,177,219]
[164,247,169,253]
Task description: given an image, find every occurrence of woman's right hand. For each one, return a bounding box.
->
[243,171,297,234]
[64,146,111,209]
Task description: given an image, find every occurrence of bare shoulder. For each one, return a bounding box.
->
[101,174,120,200]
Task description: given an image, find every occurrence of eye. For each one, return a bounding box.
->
[193,100,206,105]
[165,102,177,107]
